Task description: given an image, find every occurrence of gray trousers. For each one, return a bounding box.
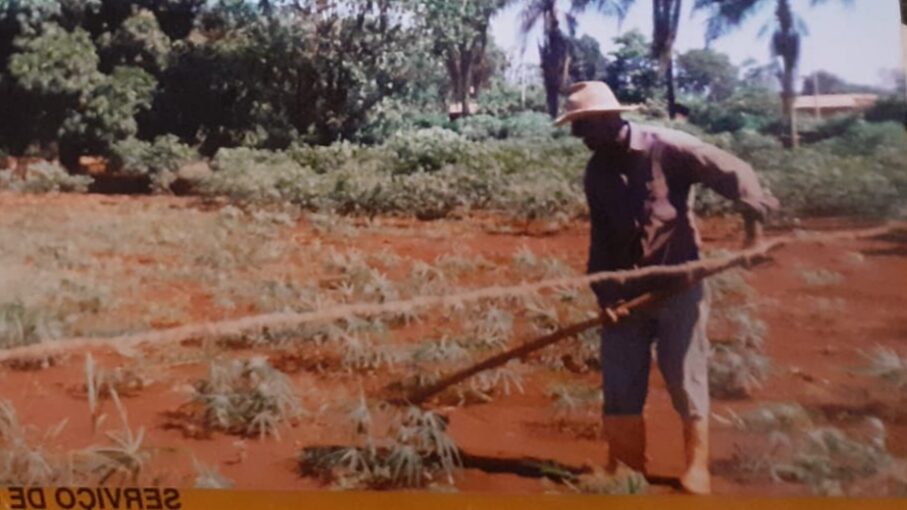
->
[600,283,710,420]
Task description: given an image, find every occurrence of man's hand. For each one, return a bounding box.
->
[602,303,630,323]
[743,212,764,249]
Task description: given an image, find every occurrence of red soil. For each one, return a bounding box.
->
[1,193,905,496]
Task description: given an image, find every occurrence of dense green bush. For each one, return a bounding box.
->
[817,121,907,157]
[202,147,320,203]
[687,87,781,134]
[865,96,907,125]
[797,114,860,144]
[111,135,197,176]
[196,137,588,221]
[692,125,906,217]
[451,112,561,141]
[110,134,198,192]
[501,112,563,139]
[453,115,507,141]
[0,161,93,193]
[382,128,471,174]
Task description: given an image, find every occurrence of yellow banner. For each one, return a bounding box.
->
[0,488,905,510]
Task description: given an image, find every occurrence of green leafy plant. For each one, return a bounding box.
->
[856,347,907,390]
[190,357,305,439]
[82,390,150,485]
[709,339,771,399]
[771,426,894,496]
[0,162,93,193]
[564,465,649,495]
[799,268,844,287]
[192,459,234,489]
[299,404,461,489]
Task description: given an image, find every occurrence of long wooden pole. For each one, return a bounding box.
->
[403,221,903,404]
[400,242,786,405]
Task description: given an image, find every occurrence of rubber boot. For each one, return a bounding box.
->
[679,418,711,495]
[602,415,647,474]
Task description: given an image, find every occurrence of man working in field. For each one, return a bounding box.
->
[555,81,778,495]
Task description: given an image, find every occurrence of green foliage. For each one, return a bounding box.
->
[709,339,771,399]
[203,147,318,203]
[0,161,93,193]
[566,466,649,495]
[800,70,882,96]
[420,0,508,110]
[196,136,589,221]
[9,22,101,96]
[299,404,461,489]
[817,121,907,157]
[191,357,305,439]
[605,30,662,105]
[500,112,563,139]
[772,426,894,495]
[797,114,859,144]
[111,135,195,176]
[453,115,506,141]
[0,300,63,349]
[97,9,171,74]
[856,347,907,390]
[383,128,470,174]
[676,48,739,101]
[688,87,782,134]
[451,112,559,141]
[568,34,608,83]
[60,66,157,156]
[295,9,418,145]
[865,96,907,125]
[477,79,548,117]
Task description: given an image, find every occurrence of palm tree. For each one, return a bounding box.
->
[652,0,682,118]
[511,0,571,118]
[694,0,853,148]
[512,0,632,118]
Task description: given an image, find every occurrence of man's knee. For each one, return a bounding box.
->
[665,379,709,420]
[658,339,710,419]
[600,323,652,416]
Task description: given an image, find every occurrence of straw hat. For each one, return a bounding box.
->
[554,81,637,126]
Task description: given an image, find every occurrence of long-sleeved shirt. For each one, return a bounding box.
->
[584,122,779,306]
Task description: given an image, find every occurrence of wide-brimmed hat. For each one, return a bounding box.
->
[554,81,637,126]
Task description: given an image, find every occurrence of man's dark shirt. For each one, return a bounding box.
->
[584,122,779,305]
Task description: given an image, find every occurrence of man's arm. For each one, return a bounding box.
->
[674,141,779,246]
[584,174,621,307]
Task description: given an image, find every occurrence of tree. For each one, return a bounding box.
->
[675,48,738,101]
[59,65,157,164]
[695,0,855,148]
[505,0,633,117]
[97,9,171,74]
[7,22,102,156]
[652,0,682,118]
[421,0,508,117]
[568,34,608,82]
[297,2,424,144]
[510,0,571,118]
[570,1,635,97]
[604,29,662,104]
[800,70,886,95]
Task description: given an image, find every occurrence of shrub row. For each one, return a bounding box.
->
[6,121,904,221]
[196,122,906,220]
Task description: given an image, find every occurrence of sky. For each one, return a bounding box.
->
[491,0,905,89]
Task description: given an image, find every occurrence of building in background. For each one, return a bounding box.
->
[793,94,879,119]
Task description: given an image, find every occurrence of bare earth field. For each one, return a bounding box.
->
[1,192,905,496]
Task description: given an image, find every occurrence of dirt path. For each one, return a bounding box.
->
[0,194,904,495]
